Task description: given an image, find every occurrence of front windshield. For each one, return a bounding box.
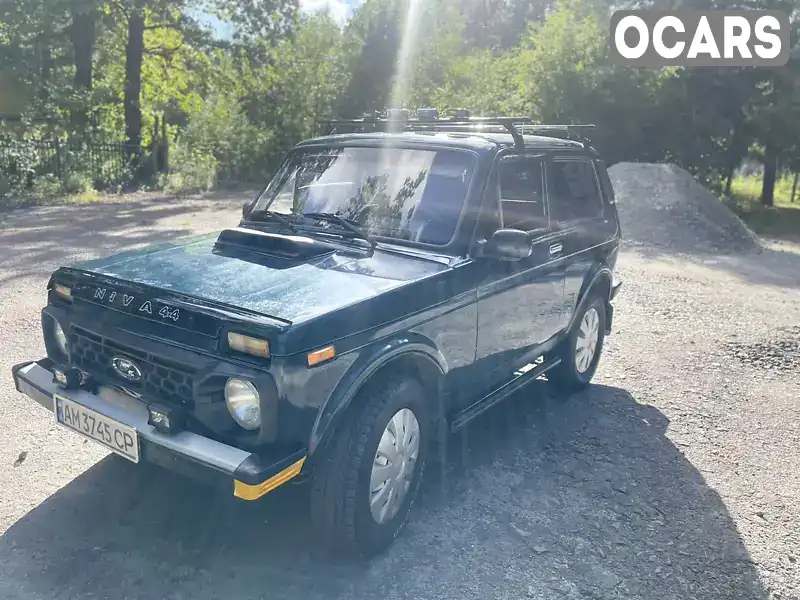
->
[252,146,477,246]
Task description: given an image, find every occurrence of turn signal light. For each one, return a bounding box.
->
[227,332,270,358]
[307,345,335,367]
[54,284,72,301]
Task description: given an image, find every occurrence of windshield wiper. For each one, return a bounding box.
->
[302,212,377,249]
[248,210,299,233]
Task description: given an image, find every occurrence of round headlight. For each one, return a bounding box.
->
[224,378,261,430]
[53,321,69,357]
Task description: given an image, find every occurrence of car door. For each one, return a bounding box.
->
[473,152,566,392]
[545,155,612,329]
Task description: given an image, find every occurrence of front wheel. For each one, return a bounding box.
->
[549,294,607,394]
[310,377,429,558]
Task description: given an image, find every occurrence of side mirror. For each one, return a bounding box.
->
[242,201,253,220]
[481,228,532,261]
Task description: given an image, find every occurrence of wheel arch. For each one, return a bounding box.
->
[307,334,447,459]
[567,265,613,333]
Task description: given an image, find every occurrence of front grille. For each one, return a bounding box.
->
[69,327,195,407]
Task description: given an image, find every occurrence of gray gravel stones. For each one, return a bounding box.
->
[609,162,762,255]
[1,179,799,600]
[723,337,800,373]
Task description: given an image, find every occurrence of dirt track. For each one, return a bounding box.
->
[0,194,798,600]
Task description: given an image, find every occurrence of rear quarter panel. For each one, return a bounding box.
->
[560,157,621,321]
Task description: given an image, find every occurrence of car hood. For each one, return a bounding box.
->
[68,232,450,324]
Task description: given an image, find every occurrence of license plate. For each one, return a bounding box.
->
[54,395,140,463]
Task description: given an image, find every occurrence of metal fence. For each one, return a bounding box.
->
[0,138,130,192]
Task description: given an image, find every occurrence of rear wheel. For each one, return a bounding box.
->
[549,294,607,394]
[310,377,428,558]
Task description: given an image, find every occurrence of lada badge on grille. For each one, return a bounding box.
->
[112,357,143,382]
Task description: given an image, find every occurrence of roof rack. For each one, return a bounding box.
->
[321,111,532,149]
[320,111,596,150]
[518,124,596,148]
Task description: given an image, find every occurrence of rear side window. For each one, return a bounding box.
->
[497,155,547,231]
[547,159,604,223]
[594,159,615,204]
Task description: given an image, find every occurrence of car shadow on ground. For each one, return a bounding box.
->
[0,382,766,600]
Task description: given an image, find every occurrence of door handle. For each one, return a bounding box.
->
[549,243,563,256]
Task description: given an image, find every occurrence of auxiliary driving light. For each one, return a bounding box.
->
[224,379,261,430]
[53,367,82,389]
[147,404,186,434]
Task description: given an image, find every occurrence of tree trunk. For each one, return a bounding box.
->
[71,10,96,131]
[792,171,798,203]
[723,123,746,197]
[39,35,52,103]
[761,145,777,207]
[72,12,95,89]
[124,7,145,167]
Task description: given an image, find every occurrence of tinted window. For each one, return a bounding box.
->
[498,155,547,231]
[547,160,604,223]
[253,147,476,246]
[595,159,615,204]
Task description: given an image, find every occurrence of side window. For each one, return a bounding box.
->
[497,155,547,231]
[547,159,604,224]
[594,159,615,204]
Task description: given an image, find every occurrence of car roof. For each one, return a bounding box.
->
[295,131,587,153]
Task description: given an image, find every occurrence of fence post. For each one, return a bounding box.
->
[54,137,64,193]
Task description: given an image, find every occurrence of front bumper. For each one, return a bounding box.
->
[11,359,307,501]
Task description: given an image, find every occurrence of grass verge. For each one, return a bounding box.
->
[726,174,800,243]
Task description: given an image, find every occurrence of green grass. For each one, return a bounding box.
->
[727,174,800,243]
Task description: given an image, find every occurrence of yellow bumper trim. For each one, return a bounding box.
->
[233,456,307,501]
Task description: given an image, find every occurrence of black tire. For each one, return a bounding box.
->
[310,377,429,559]
[549,293,607,394]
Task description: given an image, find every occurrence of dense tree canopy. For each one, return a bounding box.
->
[0,0,798,201]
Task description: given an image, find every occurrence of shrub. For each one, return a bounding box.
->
[160,144,219,194]
[63,171,94,195]
[32,174,62,200]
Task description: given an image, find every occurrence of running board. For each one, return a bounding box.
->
[449,357,561,432]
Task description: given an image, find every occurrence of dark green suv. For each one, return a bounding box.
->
[12,110,622,557]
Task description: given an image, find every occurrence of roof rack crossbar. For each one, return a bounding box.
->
[319,118,596,149]
[518,124,597,148]
[321,116,532,149]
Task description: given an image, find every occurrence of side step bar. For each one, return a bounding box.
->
[449,357,561,432]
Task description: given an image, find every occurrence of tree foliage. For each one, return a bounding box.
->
[0,0,797,203]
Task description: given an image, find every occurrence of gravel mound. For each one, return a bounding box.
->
[608,162,762,255]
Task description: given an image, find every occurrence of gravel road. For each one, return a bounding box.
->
[1,193,799,600]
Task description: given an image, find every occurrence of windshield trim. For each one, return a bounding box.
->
[246,143,481,251]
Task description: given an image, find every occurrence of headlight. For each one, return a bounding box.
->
[53,321,69,357]
[224,378,261,430]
